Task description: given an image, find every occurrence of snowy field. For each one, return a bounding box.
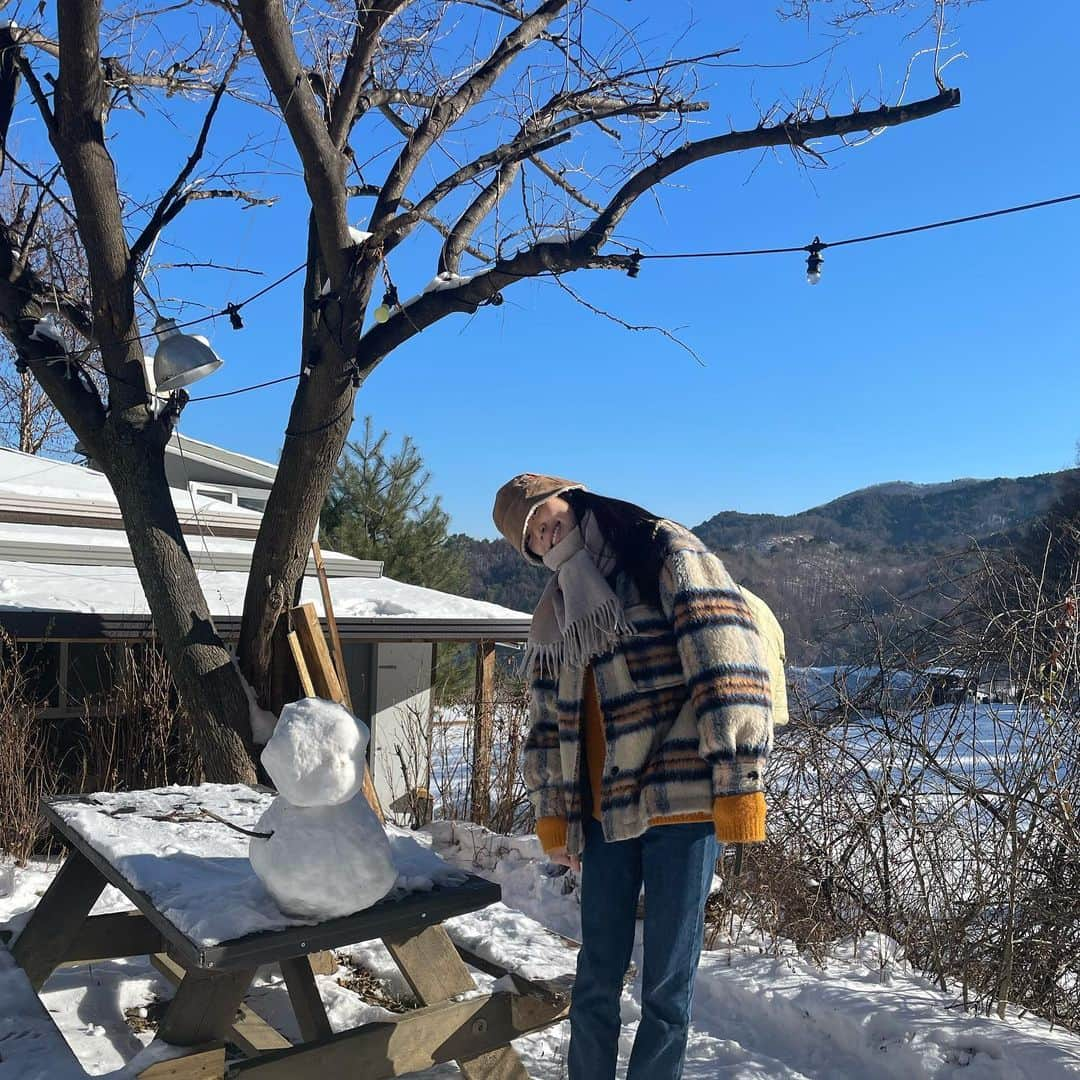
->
[3,812,1080,1078]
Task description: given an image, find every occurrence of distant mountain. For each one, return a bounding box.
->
[694,470,1079,554]
[449,468,1080,665]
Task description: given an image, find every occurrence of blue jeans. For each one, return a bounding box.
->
[568,817,718,1080]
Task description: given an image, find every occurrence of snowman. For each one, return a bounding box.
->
[249,698,398,919]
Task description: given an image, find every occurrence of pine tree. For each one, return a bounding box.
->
[321,418,466,594]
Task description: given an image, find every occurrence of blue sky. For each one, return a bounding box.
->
[14,1,1078,538]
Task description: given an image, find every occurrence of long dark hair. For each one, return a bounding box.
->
[565,489,667,608]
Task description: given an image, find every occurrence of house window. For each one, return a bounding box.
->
[189,482,238,506]
[67,643,113,707]
[20,641,128,718]
[22,642,62,709]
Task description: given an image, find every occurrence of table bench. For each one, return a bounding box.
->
[7,789,571,1078]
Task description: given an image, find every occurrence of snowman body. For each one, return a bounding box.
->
[249,698,397,919]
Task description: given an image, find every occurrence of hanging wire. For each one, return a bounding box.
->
[26,191,1080,407]
[636,192,1080,260]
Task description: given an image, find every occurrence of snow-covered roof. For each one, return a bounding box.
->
[0,445,265,536]
[0,446,531,638]
[0,558,527,623]
[0,520,379,578]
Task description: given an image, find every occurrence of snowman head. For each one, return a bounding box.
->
[261,698,371,807]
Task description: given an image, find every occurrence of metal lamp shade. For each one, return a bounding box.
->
[153,317,224,392]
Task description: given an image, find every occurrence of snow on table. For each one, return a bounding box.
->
[50,784,469,947]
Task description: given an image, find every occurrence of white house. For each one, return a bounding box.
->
[0,440,530,819]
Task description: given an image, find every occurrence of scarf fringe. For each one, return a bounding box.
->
[520,597,635,678]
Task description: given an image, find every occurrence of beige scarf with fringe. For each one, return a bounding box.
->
[523,511,634,676]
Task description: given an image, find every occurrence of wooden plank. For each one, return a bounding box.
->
[157,964,257,1046]
[229,982,570,1079]
[287,631,315,696]
[12,848,107,990]
[454,942,511,981]
[151,953,291,1058]
[307,950,337,977]
[471,640,496,825]
[137,1044,226,1079]
[311,540,352,710]
[65,910,165,963]
[279,956,333,1042]
[383,924,528,1080]
[290,604,344,702]
[289,601,384,822]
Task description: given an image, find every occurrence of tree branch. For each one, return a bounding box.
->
[355,244,635,374]
[376,95,705,254]
[528,155,602,213]
[582,88,961,248]
[130,56,239,269]
[10,24,225,96]
[13,52,58,140]
[329,3,413,145]
[440,158,521,274]
[356,86,961,375]
[0,219,106,451]
[367,0,570,230]
[53,0,146,412]
[237,0,352,281]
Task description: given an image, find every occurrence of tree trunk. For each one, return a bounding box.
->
[102,425,257,784]
[237,226,374,703]
[237,352,355,705]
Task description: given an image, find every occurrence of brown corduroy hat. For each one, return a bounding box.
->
[492,473,586,563]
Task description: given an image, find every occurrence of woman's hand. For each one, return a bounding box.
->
[547,845,581,873]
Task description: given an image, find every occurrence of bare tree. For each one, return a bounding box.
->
[0,2,961,780]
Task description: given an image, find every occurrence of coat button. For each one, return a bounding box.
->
[610,766,620,776]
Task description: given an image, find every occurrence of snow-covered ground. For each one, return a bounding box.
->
[3,812,1080,1078]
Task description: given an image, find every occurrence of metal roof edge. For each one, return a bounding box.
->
[167,434,279,484]
[0,610,531,642]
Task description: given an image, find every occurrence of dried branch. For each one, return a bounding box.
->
[528,155,602,213]
[356,86,959,376]
[368,0,570,230]
[551,275,705,367]
[10,23,226,96]
[130,54,240,269]
[329,2,413,144]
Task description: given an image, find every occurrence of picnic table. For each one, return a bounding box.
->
[9,786,571,1079]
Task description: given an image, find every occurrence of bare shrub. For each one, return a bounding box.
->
[0,631,54,861]
[75,642,202,793]
[721,532,1080,1031]
[0,637,203,861]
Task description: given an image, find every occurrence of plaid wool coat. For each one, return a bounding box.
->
[523,520,774,856]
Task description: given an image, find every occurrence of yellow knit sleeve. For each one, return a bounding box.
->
[712,792,766,844]
[535,816,569,852]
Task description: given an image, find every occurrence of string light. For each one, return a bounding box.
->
[373,283,398,324]
[805,238,824,285]
[636,192,1080,284]
[22,191,1080,405]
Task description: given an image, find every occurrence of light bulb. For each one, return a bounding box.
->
[805,239,824,286]
[374,304,391,324]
